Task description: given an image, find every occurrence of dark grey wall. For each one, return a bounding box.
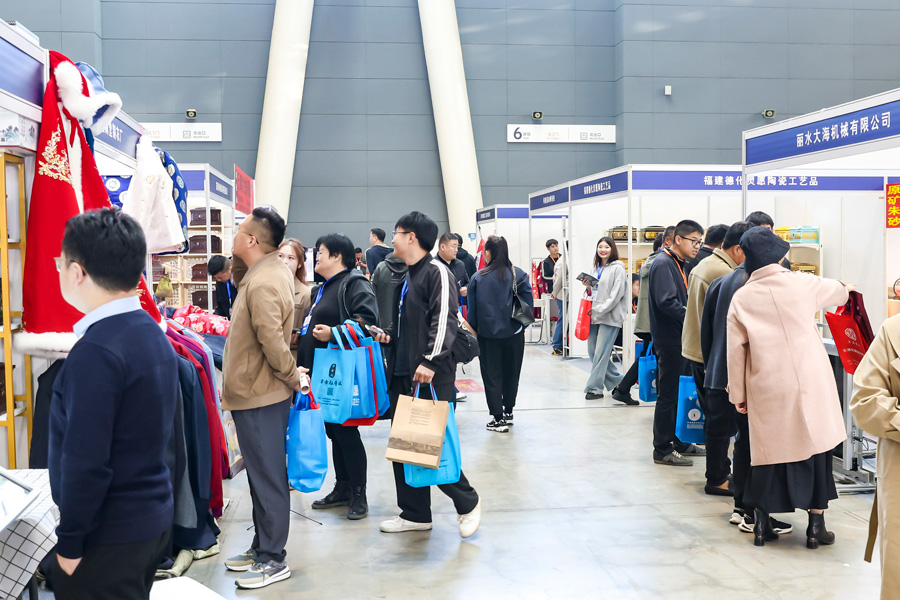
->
[4,0,900,246]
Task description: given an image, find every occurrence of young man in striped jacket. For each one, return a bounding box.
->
[374,211,482,538]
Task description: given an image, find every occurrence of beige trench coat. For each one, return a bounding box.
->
[851,315,900,600]
[727,264,848,466]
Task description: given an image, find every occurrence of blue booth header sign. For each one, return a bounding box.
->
[476,207,495,222]
[530,187,569,211]
[571,171,628,202]
[746,99,900,165]
[94,117,141,160]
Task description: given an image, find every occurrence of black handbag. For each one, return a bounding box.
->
[452,315,479,365]
[511,269,535,326]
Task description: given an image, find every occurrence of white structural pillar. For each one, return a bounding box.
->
[254,0,315,217]
[418,0,484,237]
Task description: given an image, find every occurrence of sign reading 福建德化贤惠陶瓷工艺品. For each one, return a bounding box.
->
[570,172,628,202]
[886,183,900,229]
[745,100,900,165]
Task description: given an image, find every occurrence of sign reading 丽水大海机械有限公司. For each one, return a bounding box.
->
[508,124,615,144]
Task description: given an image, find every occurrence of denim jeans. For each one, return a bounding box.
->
[584,323,624,394]
[552,299,563,350]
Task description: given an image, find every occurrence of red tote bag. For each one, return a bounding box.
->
[575,291,592,341]
[825,291,875,375]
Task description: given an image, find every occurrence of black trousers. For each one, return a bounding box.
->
[477,332,525,419]
[49,528,171,600]
[700,386,738,486]
[324,422,367,486]
[652,343,691,457]
[389,377,480,523]
[733,410,751,512]
[619,333,651,392]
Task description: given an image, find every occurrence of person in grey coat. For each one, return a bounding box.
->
[583,237,629,401]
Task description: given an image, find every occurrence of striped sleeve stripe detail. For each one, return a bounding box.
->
[425,259,450,361]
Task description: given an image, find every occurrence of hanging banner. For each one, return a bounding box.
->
[234,165,254,216]
[887,183,900,228]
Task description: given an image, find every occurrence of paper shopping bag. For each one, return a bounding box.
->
[385,384,450,469]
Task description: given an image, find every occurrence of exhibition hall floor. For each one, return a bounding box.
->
[181,347,878,598]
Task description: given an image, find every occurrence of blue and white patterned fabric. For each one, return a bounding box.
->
[156,149,189,254]
[103,176,131,208]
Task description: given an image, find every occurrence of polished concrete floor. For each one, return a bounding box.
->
[180,346,878,599]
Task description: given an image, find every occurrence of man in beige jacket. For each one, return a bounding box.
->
[851,316,900,600]
[220,207,303,590]
[682,221,750,495]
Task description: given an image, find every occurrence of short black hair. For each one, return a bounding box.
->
[453,233,465,247]
[316,233,356,269]
[746,211,775,228]
[370,228,386,242]
[704,224,729,248]
[62,208,146,292]
[632,273,640,283]
[674,219,704,239]
[546,238,559,248]
[653,236,664,251]
[207,255,229,277]
[723,221,754,250]
[395,211,438,252]
[664,226,675,241]
[250,207,286,248]
[355,247,363,254]
[439,233,457,247]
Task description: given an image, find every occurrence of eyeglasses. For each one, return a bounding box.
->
[234,229,257,244]
[392,230,413,237]
[54,256,73,272]
[680,236,703,248]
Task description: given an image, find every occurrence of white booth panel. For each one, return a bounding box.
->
[842,195,887,329]
[709,196,743,226]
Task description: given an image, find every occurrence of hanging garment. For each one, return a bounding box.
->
[122,136,185,254]
[20,51,163,357]
[156,149,189,254]
[29,359,65,469]
[103,175,131,208]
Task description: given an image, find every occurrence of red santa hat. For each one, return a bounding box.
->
[17,51,161,357]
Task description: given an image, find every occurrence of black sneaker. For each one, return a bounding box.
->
[739,513,792,535]
[503,412,514,425]
[585,392,604,400]
[486,419,509,433]
[611,387,639,405]
[653,450,693,466]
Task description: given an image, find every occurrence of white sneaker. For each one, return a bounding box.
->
[379,516,433,533]
[456,392,468,400]
[458,499,482,539]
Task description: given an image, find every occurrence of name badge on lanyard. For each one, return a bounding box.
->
[301,270,348,335]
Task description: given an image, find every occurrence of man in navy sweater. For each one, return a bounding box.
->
[48,208,176,599]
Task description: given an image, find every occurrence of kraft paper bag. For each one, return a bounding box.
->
[385,385,450,469]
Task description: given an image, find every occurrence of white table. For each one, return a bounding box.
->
[0,470,58,600]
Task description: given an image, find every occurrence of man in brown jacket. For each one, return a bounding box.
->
[220,207,303,590]
[851,316,900,600]
[682,221,750,495]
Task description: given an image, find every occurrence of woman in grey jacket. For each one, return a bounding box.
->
[583,237,629,400]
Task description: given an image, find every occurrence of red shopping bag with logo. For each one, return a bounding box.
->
[825,291,874,375]
[575,291,592,341]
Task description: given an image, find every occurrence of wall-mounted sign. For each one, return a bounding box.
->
[508,124,615,144]
[142,122,223,142]
[887,183,900,228]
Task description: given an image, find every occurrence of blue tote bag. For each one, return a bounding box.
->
[312,327,365,424]
[333,325,378,421]
[286,390,328,493]
[404,390,461,488]
[343,320,390,417]
[675,375,705,444]
[638,342,658,402]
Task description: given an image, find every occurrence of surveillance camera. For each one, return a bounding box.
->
[762,109,776,119]
[532,111,543,120]
[185,109,198,119]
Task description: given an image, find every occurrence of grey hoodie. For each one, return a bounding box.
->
[590,259,629,327]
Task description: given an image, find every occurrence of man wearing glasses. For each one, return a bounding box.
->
[648,219,706,467]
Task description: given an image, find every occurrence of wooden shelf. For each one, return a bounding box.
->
[188,225,223,230]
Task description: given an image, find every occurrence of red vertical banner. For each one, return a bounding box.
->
[888,183,900,228]
[234,165,255,216]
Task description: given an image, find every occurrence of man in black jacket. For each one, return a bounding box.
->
[648,219,705,466]
[375,212,481,538]
[436,232,469,294]
[208,255,237,318]
[454,233,478,278]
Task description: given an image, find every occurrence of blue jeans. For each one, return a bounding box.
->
[585,323,624,394]
[552,299,563,350]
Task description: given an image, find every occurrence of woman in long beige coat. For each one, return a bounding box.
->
[727,227,849,548]
[277,238,312,361]
[851,316,900,600]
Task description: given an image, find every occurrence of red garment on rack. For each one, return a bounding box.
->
[170,338,225,516]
